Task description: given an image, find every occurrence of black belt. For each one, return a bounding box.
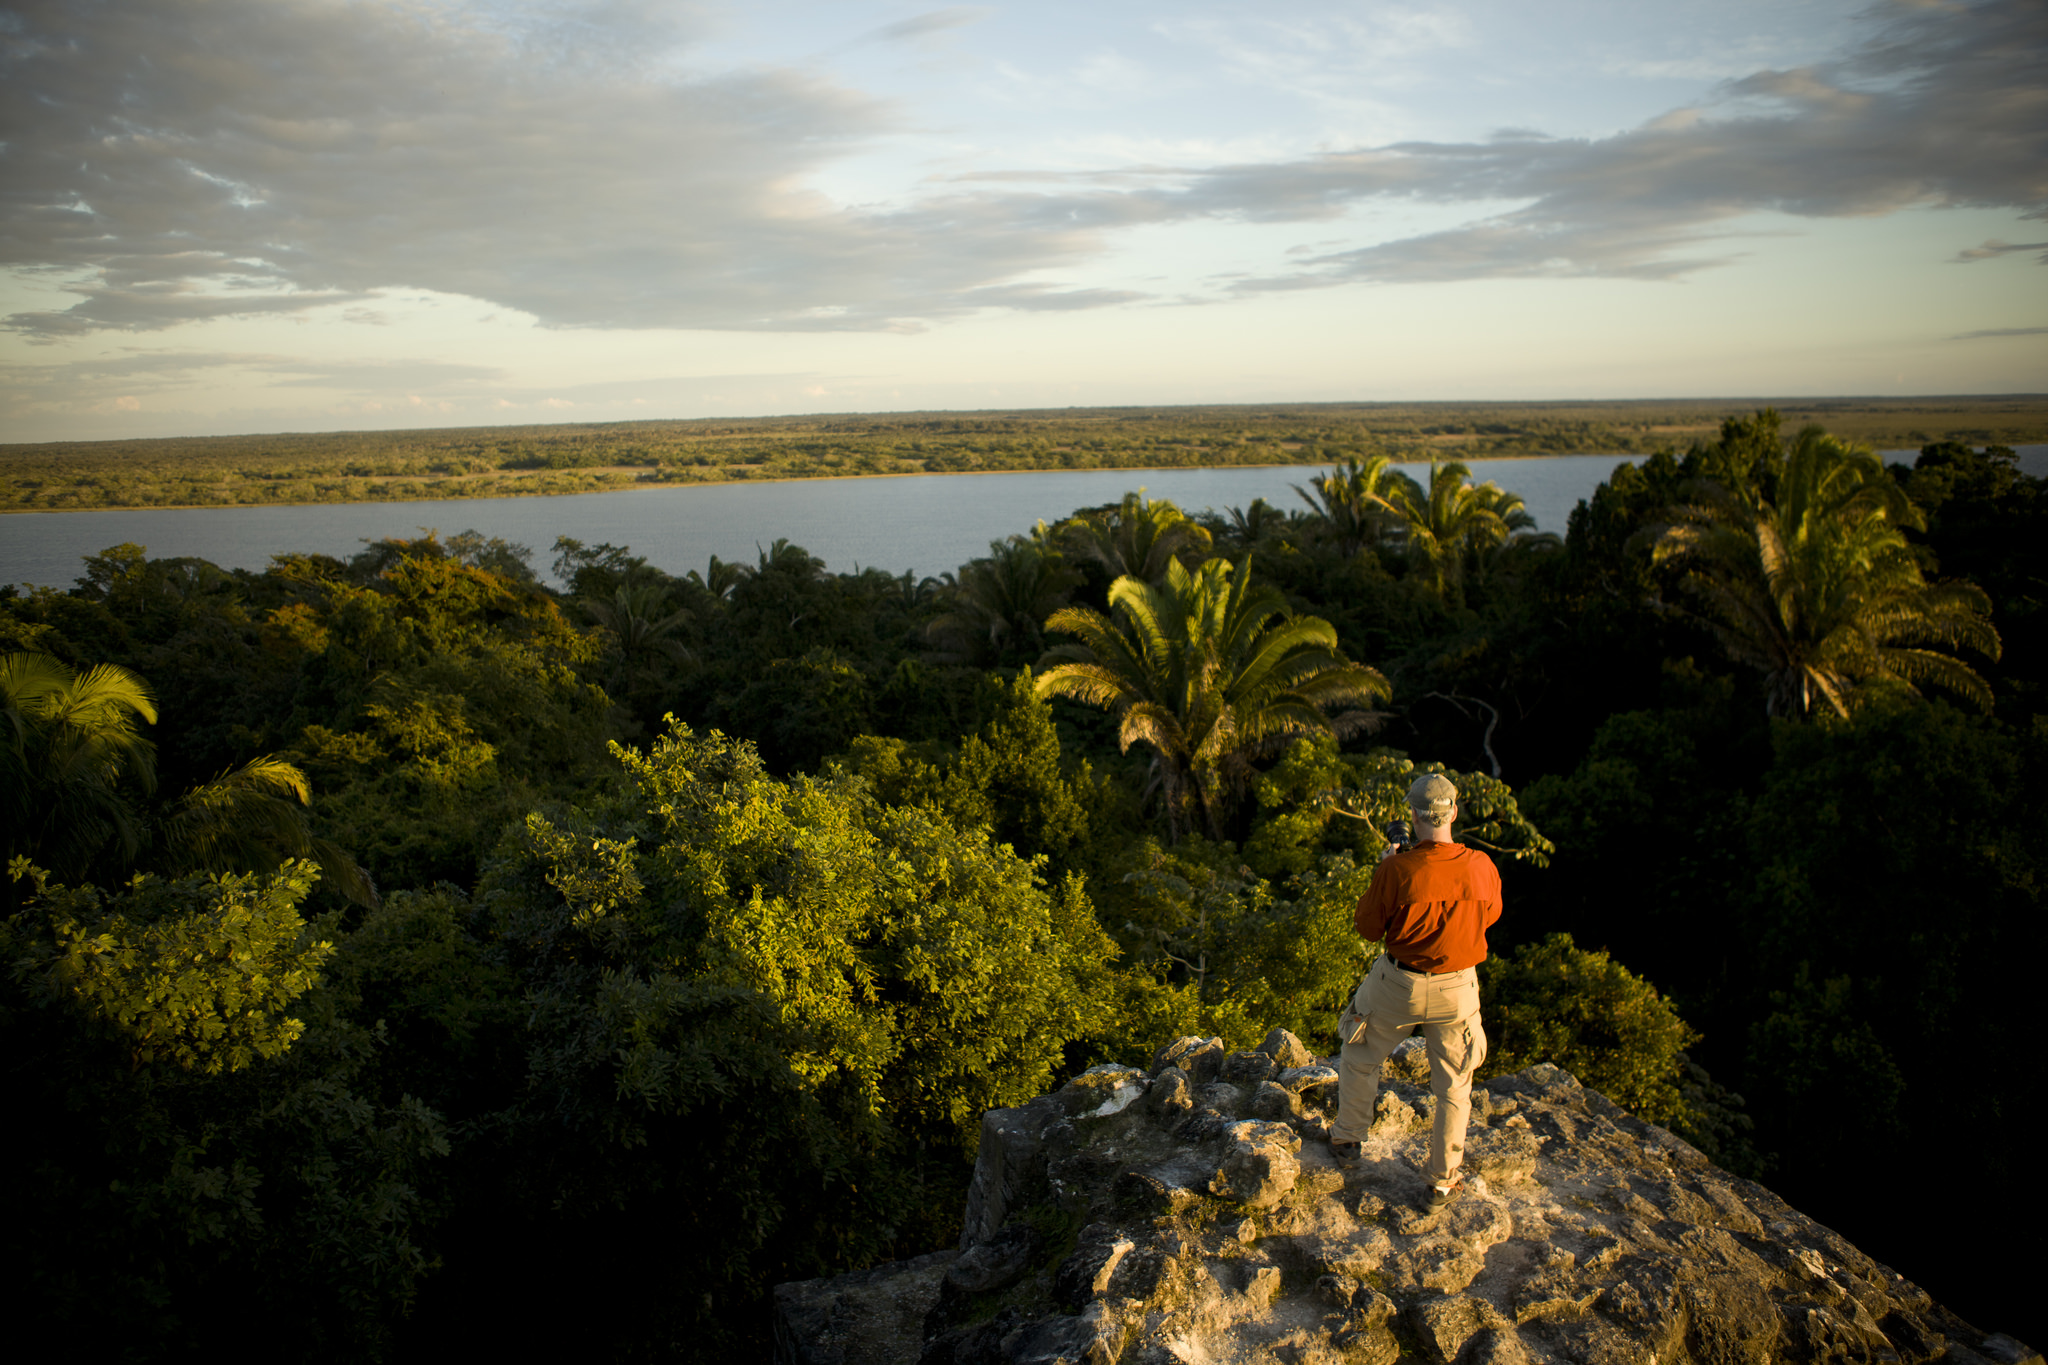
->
[1386,956,1450,975]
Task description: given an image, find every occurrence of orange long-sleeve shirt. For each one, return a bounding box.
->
[1355,840,1502,972]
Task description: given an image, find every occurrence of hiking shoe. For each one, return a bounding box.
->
[1428,1176,1463,1208]
[1330,1138,1362,1160]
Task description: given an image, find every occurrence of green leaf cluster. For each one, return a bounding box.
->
[16,860,334,1074]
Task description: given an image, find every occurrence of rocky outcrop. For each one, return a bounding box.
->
[774,1032,2041,1365]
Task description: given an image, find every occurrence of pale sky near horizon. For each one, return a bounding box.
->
[1,0,2042,443]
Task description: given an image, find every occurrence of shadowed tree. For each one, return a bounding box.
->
[1295,455,1420,559]
[1649,427,2001,718]
[157,755,380,907]
[586,582,692,672]
[1036,557,1390,842]
[925,536,1080,667]
[3,651,158,879]
[1223,498,1296,552]
[3,653,376,903]
[1059,491,1214,584]
[1469,482,1563,588]
[688,554,749,602]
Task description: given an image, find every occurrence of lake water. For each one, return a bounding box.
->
[6,447,2044,591]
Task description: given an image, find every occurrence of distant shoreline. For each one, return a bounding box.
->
[7,397,2043,515]
[0,451,1650,516]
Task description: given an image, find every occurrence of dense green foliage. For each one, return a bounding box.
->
[1476,933,1698,1127]
[5,397,2043,511]
[3,414,2043,1353]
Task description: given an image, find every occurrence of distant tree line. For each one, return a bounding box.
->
[5,397,2042,511]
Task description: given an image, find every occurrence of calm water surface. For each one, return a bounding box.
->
[7,448,2044,590]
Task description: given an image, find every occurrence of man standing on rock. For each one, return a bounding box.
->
[1329,773,1500,1209]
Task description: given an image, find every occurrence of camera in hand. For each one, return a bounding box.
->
[1385,819,1412,851]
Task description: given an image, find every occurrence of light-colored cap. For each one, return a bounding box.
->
[1407,773,1458,815]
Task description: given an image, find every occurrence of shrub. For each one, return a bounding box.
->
[1478,931,1697,1128]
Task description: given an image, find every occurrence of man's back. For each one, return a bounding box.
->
[1356,841,1502,973]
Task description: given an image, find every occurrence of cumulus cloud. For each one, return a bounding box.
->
[1,0,2042,340]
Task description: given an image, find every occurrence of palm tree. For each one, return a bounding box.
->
[1219,498,1295,552]
[3,653,376,903]
[1380,460,1510,599]
[1467,482,1562,587]
[1036,557,1390,841]
[1649,428,2001,718]
[1295,455,1420,559]
[586,582,692,669]
[1059,491,1214,584]
[926,536,1080,666]
[158,755,379,906]
[3,652,158,877]
[687,555,747,601]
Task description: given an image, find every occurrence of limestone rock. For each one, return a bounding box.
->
[1276,1063,1340,1094]
[944,1222,1037,1295]
[1147,1066,1194,1118]
[1058,1063,1148,1118]
[775,1036,2040,1365]
[1207,1118,1303,1210]
[1152,1035,1225,1084]
[1386,1034,1433,1084]
[1251,1080,1305,1124]
[1259,1027,1317,1070]
[773,1249,956,1365]
[1149,1036,1209,1075]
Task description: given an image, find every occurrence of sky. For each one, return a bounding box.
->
[1,0,2043,443]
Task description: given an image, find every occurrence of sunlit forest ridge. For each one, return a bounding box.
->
[5,396,2046,512]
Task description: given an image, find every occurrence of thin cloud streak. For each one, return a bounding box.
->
[852,8,993,46]
[1952,239,2048,263]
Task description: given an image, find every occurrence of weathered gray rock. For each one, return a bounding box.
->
[774,1249,957,1365]
[1259,1027,1316,1070]
[1389,1032,1446,1081]
[945,1222,1039,1295]
[1147,1066,1193,1118]
[776,1039,2039,1365]
[1151,1035,1225,1084]
[1276,1062,1340,1094]
[1208,1119,1302,1209]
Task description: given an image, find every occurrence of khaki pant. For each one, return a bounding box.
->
[1330,955,1488,1183]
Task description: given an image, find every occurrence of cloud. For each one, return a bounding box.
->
[921,0,2048,298]
[0,348,505,403]
[1950,325,2048,340]
[1,0,2043,340]
[1952,239,2048,263]
[1184,0,2048,289]
[4,285,379,339]
[851,8,993,47]
[0,0,1094,336]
